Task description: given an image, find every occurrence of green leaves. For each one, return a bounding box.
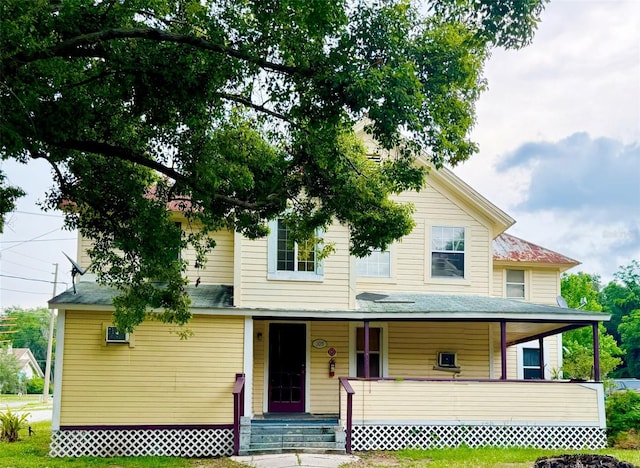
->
[0,0,548,330]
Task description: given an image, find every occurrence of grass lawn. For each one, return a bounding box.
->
[0,421,243,468]
[1,421,639,467]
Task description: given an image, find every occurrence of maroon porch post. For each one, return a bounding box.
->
[364,320,370,379]
[500,321,507,380]
[538,337,545,380]
[232,373,245,456]
[340,377,355,453]
[592,322,601,381]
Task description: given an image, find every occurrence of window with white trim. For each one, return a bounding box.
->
[349,323,388,378]
[506,269,525,299]
[522,347,542,379]
[356,327,381,377]
[356,249,390,278]
[268,218,323,280]
[431,226,465,278]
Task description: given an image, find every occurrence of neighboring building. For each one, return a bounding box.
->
[10,346,44,380]
[48,137,609,457]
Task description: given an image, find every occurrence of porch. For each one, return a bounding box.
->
[338,378,606,451]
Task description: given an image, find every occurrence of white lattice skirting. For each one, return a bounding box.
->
[50,428,234,458]
[352,425,607,451]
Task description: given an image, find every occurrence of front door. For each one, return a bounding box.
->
[268,323,306,413]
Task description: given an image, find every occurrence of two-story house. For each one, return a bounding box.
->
[48,146,609,457]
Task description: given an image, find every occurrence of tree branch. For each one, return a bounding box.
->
[47,139,265,210]
[214,92,295,125]
[5,27,307,78]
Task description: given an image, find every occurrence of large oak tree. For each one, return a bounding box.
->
[1,0,547,331]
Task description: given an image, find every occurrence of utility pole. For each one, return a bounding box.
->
[43,263,58,401]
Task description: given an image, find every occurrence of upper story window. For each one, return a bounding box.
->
[268,218,323,281]
[431,226,465,278]
[506,269,525,299]
[356,249,390,278]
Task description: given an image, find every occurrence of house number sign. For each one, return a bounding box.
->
[312,339,327,349]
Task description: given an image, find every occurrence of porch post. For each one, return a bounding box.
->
[592,322,601,381]
[364,320,370,379]
[500,321,507,380]
[538,337,545,380]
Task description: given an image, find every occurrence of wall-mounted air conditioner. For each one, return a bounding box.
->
[105,326,129,344]
[437,351,457,368]
[434,351,460,373]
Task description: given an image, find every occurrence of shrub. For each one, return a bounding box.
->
[25,377,44,394]
[606,390,640,443]
[0,406,30,442]
[612,428,640,449]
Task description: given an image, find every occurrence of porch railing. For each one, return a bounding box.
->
[339,377,355,453]
[339,377,604,427]
[232,373,245,456]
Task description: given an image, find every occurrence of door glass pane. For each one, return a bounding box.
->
[523,348,540,366]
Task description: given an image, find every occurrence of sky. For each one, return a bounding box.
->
[454,0,640,287]
[1,0,639,310]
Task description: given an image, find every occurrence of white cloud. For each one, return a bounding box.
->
[453,0,640,282]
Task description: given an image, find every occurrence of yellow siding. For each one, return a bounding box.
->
[492,337,560,380]
[239,225,352,309]
[76,229,234,286]
[357,179,492,295]
[388,322,490,379]
[252,321,266,414]
[60,311,244,426]
[182,229,234,285]
[492,268,504,298]
[251,321,348,416]
[531,269,561,305]
[349,380,601,424]
[309,322,349,414]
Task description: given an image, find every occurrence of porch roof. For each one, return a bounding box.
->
[49,281,233,308]
[50,283,606,345]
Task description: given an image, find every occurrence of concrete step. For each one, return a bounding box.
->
[250,433,335,443]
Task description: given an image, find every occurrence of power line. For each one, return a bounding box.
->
[0,228,62,252]
[0,274,54,284]
[14,210,63,218]
[0,238,76,244]
[0,258,53,274]
[0,288,51,296]
[2,250,58,265]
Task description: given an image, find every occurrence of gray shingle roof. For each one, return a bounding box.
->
[355,292,592,317]
[49,282,233,309]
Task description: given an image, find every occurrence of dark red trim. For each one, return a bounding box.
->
[364,321,370,379]
[232,373,246,455]
[507,323,595,347]
[339,377,355,454]
[59,424,233,431]
[341,376,595,384]
[592,323,601,381]
[538,337,545,380]
[500,321,507,380]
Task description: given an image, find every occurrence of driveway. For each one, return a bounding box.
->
[1,399,52,423]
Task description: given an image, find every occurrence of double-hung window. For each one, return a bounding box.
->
[349,323,388,378]
[431,226,465,278]
[506,269,525,299]
[268,218,323,281]
[356,327,381,377]
[356,249,391,278]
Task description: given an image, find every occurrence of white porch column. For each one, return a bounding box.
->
[51,309,66,431]
[243,316,253,417]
